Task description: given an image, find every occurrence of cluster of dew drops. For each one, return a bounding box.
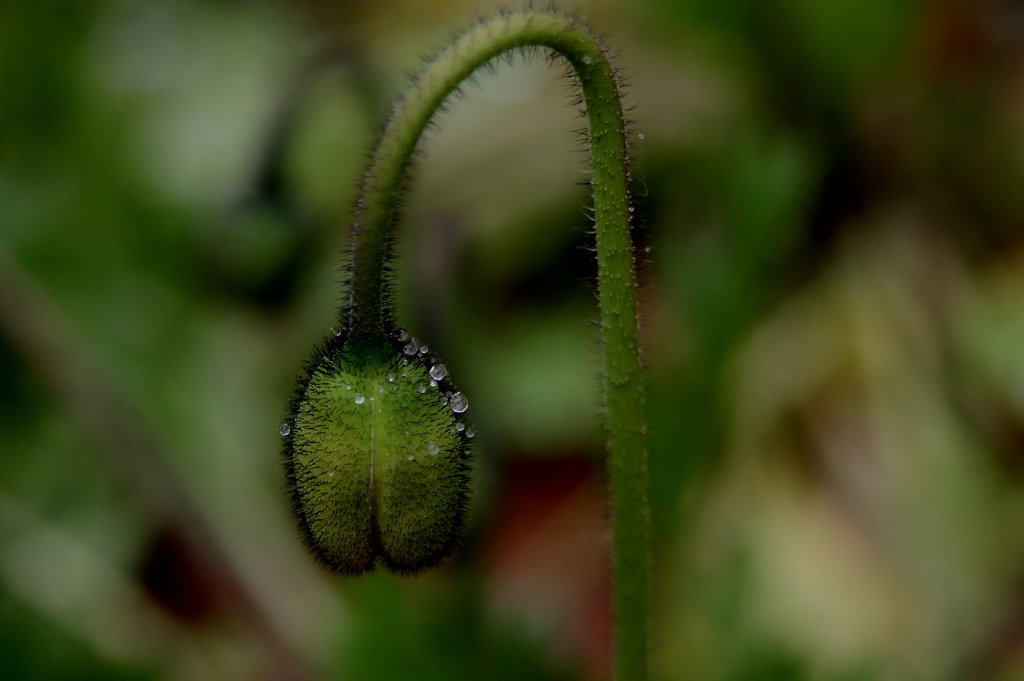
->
[394,329,470,423]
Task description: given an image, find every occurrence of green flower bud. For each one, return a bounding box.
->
[282,329,472,574]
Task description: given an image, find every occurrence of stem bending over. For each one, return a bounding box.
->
[284,9,649,680]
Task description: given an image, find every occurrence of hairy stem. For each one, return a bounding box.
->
[345,10,649,679]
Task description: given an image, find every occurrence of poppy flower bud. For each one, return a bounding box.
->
[282,329,472,574]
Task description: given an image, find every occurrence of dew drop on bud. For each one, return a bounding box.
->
[450,392,469,414]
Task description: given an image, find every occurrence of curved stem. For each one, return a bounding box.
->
[345,10,649,680]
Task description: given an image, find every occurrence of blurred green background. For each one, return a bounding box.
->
[3,0,1024,679]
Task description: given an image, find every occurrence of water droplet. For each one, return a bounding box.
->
[637,132,646,140]
[465,426,475,439]
[402,358,409,365]
[427,442,439,456]
[327,470,335,478]
[430,379,438,388]
[333,327,343,337]
[582,54,593,65]
[644,246,652,253]
[429,364,448,381]
[396,329,409,342]
[406,453,415,462]
[387,373,396,383]
[279,423,291,436]
[419,345,429,355]
[377,385,385,394]
[628,206,635,213]
[417,384,427,394]
[455,422,465,433]
[354,394,365,405]
[345,383,352,390]
[403,342,418,356]
[450,392,469,413]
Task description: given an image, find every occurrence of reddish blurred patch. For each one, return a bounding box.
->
[482,455,612,680]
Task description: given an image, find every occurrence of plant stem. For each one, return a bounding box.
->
[345,10,649,679]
